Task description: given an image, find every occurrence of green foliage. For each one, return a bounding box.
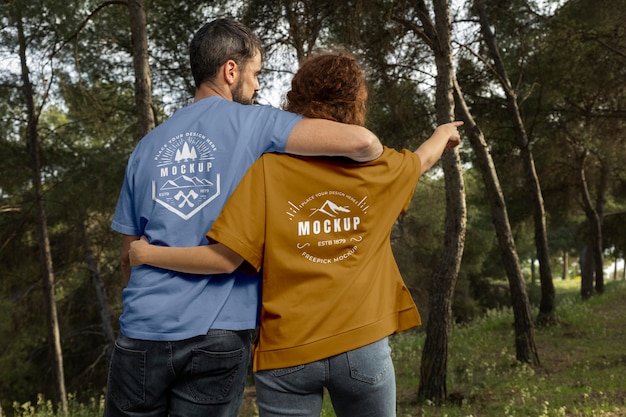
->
[395,280,626,417]
[10,394,104,417]
[0,0,625,411]
[392,175,447,313]
[528,0,626,238]
[367,79,435,151]
[8,281,625,417]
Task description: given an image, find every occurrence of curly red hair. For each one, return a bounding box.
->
[284,52,367,126]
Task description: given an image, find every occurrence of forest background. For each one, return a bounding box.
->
[0,0,624,415]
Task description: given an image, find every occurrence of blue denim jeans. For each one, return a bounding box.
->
[103,329,253,417]
[254,337,396,417]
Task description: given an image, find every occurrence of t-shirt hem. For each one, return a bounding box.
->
[121,321,257,342]
[252,308,421,371]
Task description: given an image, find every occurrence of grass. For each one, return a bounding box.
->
[8,280,626,417]
[389,278,626,417]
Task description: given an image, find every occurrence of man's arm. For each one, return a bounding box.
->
[285,118,383,162]
[129,236,244,275]
[121,234,140,284]
[415,121,463,174]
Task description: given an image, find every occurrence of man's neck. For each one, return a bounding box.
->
[195,82,232,102]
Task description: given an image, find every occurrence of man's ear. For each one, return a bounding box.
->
[223,59,238,86]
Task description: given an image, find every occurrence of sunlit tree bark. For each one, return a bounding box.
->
[453,78,540,365]
[389,0,467,403]
[15,6,68,413]
[474,0,555,326]
[128,0,155,137]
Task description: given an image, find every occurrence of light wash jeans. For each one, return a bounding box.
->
[103,329,253,417]
[254,337,396,417]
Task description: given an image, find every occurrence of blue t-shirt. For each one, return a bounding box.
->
[111,96,302,341]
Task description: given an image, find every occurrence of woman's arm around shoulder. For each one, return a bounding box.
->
[129,236,244,275]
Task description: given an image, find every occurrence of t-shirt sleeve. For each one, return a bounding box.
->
[247,105,302,154]
[207,158,267,271]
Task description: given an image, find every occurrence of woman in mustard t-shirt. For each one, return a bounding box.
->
[130,53,461,417]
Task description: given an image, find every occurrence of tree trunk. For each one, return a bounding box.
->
[562,251,568,280]
[594,163,609,293]
[580,244,594,299]
[414,0,467,404]
[453,78,540,366]
[577,151,605,295]
[128,0,155,138]
[80,222,117,348]
[16,11,68,413]
[475,0,555,326]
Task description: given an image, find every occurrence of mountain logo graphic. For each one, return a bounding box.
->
[152,174,220,221]
[309,200,351,217]
[160,175,213,190]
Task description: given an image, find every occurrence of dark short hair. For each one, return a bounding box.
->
[190,18,263,88]
[285,52,367,126]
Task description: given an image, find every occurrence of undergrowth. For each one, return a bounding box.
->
[6,280,625,417]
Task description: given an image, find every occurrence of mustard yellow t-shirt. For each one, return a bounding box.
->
[208,147,423,371]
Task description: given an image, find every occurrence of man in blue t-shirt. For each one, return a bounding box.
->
[103,18,382,417]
